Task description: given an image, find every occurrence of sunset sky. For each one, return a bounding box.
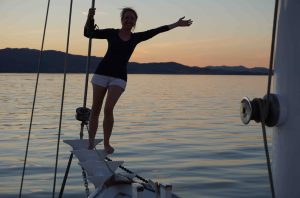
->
[0,0,275,67]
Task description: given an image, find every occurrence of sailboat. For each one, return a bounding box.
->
[18,0,300,197]
[64,0,300,197]
[18,0,181,197]
[59,0,181,197]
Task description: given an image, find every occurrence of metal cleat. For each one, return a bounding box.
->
[132,183,144,198]
[160,183,173,198]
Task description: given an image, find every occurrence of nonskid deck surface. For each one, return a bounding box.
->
[64,139,178,198]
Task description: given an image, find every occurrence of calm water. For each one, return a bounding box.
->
[0,74,272,198]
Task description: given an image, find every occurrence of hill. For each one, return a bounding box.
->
[0,48,268,75]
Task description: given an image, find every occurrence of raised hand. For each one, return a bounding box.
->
[177,16,193,27]
[88,8,96,18]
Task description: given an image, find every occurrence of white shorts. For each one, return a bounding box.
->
[91,74,127,90]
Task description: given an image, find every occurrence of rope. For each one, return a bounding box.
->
[52,0,73,197]
[19,1,51,197]
[260,1,279,198]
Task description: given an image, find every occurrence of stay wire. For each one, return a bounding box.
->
[52,0,73,197]
[80,0,96,139]
[19,0,51,197]
[261,1,279,198]
[259,101,275,198]
[77,1,96,196]
[83,0,95,108]
[267,0,279,98]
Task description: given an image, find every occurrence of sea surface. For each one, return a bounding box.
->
[0,74,273,198]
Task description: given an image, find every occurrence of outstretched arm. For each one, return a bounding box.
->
[168,17,193,30]
[136,17,193,42]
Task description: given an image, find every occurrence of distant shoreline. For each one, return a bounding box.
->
[0,48,269,75]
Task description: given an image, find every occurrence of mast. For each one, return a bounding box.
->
[273,0,300,197]
[240,0,300,197]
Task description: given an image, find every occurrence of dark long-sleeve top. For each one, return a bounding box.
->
[84,19,170,81]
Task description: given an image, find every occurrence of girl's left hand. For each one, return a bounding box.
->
[177,17,193,27]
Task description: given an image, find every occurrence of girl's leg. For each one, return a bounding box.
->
[88,84,107,149]
[103,85,124,154]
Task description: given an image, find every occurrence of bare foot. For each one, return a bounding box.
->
[104,145,115,154]
[88,139,94,150]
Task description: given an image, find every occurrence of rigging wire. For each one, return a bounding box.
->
[59,1,95,197]
[259,101,275,198]
[19,0,51,197]
[52,0,73,197]
[80,0,96,139]
[261,0,279,197]
[267,0,279,98]
[77,0,97,196]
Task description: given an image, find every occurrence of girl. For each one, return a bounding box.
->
[85,7,192,154]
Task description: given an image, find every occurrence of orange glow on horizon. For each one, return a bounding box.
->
[0,0,274,68]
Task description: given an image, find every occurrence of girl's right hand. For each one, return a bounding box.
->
[88,8,96,18]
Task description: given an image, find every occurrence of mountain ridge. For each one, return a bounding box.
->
[0,48,268,75]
